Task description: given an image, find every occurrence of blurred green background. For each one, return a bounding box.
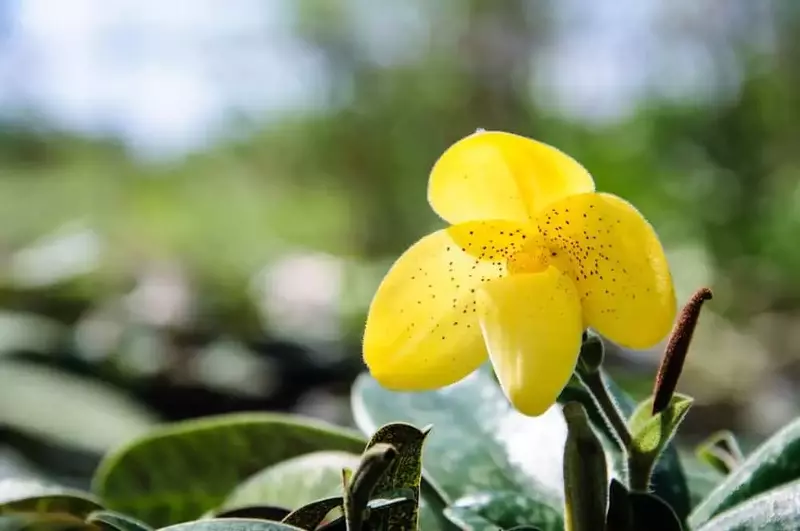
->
[1,0,798,487]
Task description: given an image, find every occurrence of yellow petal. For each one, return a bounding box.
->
[428,130,595,225]
[477,268,583,417]
[363,222,520,390]
[535,192,676,349]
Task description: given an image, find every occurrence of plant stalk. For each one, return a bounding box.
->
[627,453,654,492]
[577,370,632,452]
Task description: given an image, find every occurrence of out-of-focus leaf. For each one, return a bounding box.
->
[352,365,565,511]
[695,431,743,476]
[0,427,100,489]
[689,417,800,528]
[442,507,502,531]
[0,479,102,517]
[0,513,95,531]
[92,414,365,527]
[219,452,359,513]
[86,510,153,531]
[695,479,800,531]
[0,360,157,454]
[157,518,306,531]
[444,492,563,531]
[680,453,726,509]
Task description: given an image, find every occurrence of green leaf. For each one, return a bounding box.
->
[604,479,683,531]
[695,479,800,531]
[0,360,157,454]
[628,393,693,461]
[626,492,683,531]
[157,518,306,531]
[92,413,366,527]
[215,507,292,521]
[562,403,607,531]
[283,497,342,530]
[0,426,101,486]
[0,480,103,517]
[559,374,692,520]
[444,492,563,531]
[442,506,502,531]
[317,498,418,531]
[86,510,154,531]
[351,365,565,510]
[344,422,428,529]
[696,431,743,476]
[688,417,800,528]
[682,457,726,509]
[0,513,96,531]
[605,479,633,531]
[350,424,427,531]
[219,451,359,513]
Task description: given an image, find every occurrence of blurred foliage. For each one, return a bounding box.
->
[2,0,800,488]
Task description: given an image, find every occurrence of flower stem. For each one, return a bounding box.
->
[577,370,632,453]
[628,454,654,492]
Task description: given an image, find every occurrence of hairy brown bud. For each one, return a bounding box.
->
[652,287,713,415]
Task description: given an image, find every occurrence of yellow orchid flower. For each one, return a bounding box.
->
[362,130,677,417]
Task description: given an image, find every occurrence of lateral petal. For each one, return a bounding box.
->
[535,192,676,349]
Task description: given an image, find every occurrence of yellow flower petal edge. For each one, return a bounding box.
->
[477,268,583,417]
[533,192,677,348]
[363,220,530,390]
[427,130,596,225]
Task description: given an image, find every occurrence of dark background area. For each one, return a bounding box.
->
[1,0,799,489]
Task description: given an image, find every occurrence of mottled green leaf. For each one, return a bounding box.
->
[628,393,693,460]
[0,480,102,518]
[445,492,563,531]
[689,417,800,528]
[695,479,800,531]
[559,373,691,520]
[92,413,365,527]
[283,498,341,530]
[158,518,305,531]
[356,424,427,531]
[86,510,153,531]
[219,451,359,513]
[318,498,418,531]
[352,365,565,510]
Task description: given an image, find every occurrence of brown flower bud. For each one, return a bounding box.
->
[652,287,713,415]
